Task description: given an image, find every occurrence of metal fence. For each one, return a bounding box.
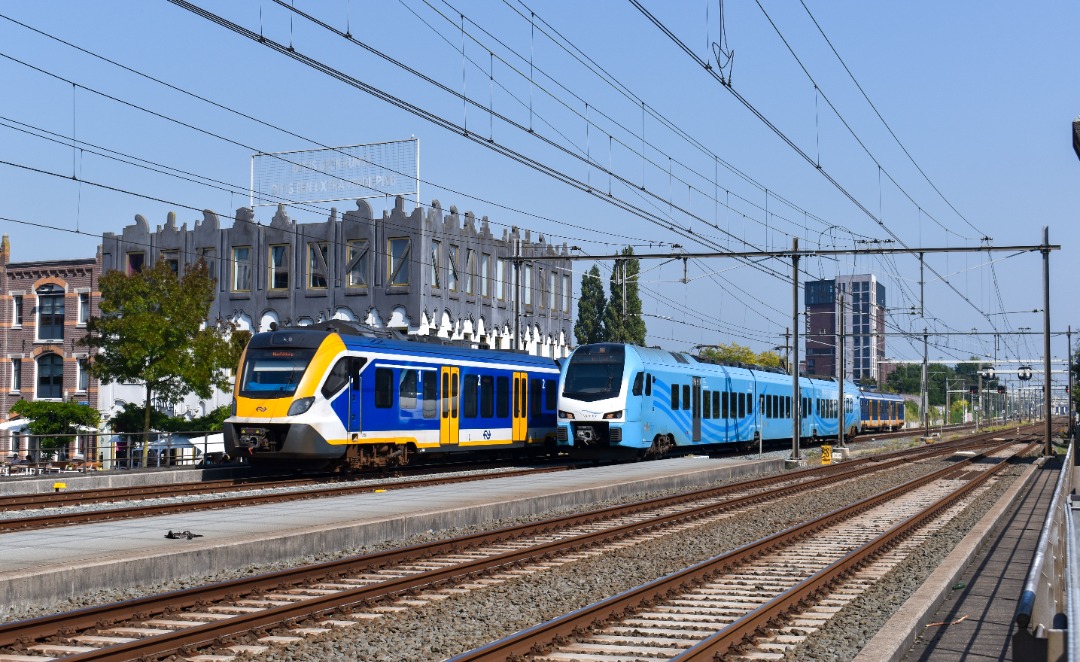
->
[1,430,225,473]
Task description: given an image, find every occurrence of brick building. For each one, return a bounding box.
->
[0,236,100,461]
[805,274,887,383]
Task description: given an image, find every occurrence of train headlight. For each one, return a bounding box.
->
[558,410,575,419]
[603,410,623,420]
[288,397,315,416]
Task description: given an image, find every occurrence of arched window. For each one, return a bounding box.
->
[37,353,63,399]
[36,284,65,341]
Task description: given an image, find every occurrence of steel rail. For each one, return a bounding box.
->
[0,465,572,532]
[0,434,998,658]
[452,436,1035,660]
[675,439,1039,660]
[0,476,326,509]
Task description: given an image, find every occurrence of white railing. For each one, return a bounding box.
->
[1014,439,1073,661]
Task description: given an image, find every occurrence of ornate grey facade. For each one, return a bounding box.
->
[102,198,573,358]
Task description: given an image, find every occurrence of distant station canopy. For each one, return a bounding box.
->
[250,138,419,208]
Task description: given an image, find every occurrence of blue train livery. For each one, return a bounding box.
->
[556,343,861,457]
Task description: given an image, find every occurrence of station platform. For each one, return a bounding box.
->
[0,455,781,619]
[856,453,1061,662]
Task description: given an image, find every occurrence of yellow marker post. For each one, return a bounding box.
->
[821,445,832,465]
[53,482,66,493]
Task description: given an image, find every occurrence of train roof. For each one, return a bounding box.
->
[248,321,560,370]
[859,390,906,401]
[572,343,859,391]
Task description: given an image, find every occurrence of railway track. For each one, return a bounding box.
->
[0,464,577,532]
[455,437,1037,661]
[0,429,1027,661]
[0,423,981,533]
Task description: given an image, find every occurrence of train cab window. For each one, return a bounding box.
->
[672,385,680,410]
[422,371,438,418]
[682,385,690,411]
[632,372,644,396]
[645,373,652,396]
[321,358,351,398]
[463,374,479,418]
[545,379,557,410]
[496,376,510,418]
[530,379,543,417]
[375,368,394,408]
[703,390,711,418]
[481,375,495,418]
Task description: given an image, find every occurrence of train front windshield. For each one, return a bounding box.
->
[238,347,316,398]
[562,345,625,402]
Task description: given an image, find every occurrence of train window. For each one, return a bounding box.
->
[703,390,711,418]
[745,392,752,415]
[737,393,745,418]
[422,371,438,418]
[321,358,350,398]
[713,391,720,418]
[496,376,510,418]
[786,397,791,418]
[463,374,479,418]
[375,368,394,408]
[530,379,543,417]
[399,370,418,409]
[672,385,680,410]
[764,395,771,419]
[545,379,557,410]
[481,376,495,418]
[645,373,652,396]
[682,385,690,411]
[721,392,729,418]
[632,372,644,396]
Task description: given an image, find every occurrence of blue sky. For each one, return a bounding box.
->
[1,1,1077,370]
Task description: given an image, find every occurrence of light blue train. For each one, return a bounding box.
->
[556,343,863,458]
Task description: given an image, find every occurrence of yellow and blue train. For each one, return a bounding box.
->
[224,322,560,471]
[557,343,868,458]
[858,390,907,432]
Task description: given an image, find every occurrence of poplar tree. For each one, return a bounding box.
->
[603,246,646,345]
[82,259,249,464]
[574,265,607,346]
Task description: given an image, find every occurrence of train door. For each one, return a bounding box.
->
[440,366,460,446]
[691,377,702,442]
[512,372,528,443]
[348,357,363,433]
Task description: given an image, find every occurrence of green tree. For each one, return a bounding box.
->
[110,402,231,434]
[574,265,607,345]
[602,247,646,345]
[9,400,100,460]
[697,342,782,368]
[81,259,248,463]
